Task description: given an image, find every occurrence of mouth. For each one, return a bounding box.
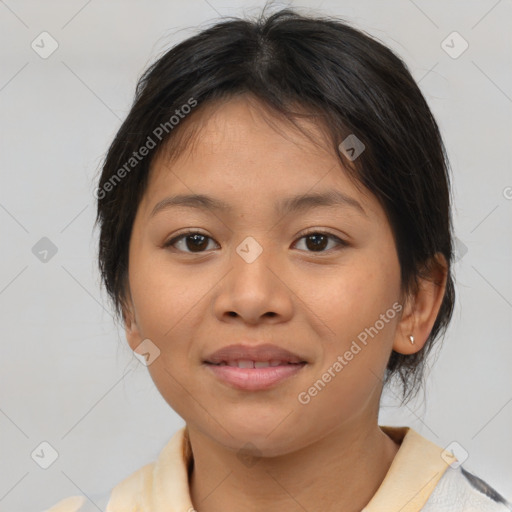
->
[204,343,306,365]
[208,359,304,368]
[203,343,308,391]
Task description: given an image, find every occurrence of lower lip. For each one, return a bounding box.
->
[205,363,306,391]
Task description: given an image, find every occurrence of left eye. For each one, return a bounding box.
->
[164,231,346,254]
[293,231,347,252]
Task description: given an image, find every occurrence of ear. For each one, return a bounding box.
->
[121,290,143,352]
[393,253,448,355]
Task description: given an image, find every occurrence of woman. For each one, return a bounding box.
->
[47,7,512,512]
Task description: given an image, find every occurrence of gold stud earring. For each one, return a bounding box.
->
[408,335,415,345]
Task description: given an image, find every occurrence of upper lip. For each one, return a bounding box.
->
[204,343,307,364]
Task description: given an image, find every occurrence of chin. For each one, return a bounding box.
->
[208,414,307,457]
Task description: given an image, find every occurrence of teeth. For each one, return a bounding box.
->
[237,359,255,368]
[215,360,300,367]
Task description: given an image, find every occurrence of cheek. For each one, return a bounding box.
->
[129,249,206,336]
[320,257,400,332]
[128,258,202,415]
[313,253,401,386]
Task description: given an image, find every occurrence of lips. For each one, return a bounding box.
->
[204,343,307,391]
[216,359,298,368]
[204,343,306,365]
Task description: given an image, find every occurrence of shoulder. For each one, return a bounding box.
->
[42,496,87,512]
[370,426,512,512]
[42,462,155,512]
[422,464,512,512]
[42,427,189,512]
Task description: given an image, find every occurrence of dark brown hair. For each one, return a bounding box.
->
[94,6,455,404]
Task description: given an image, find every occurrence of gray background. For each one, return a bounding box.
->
[0,0,511,510]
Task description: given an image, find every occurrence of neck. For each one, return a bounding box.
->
[188,420,400,512]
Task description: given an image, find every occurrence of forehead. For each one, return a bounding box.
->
[153,94,333,169]
[140,94,376,218]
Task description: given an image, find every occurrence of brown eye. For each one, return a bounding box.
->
[293,231,347,253]
[164,232,218,253]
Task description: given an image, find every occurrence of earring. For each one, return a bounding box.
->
[408,335,415,345]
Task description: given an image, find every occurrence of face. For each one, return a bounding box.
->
[124,94,406,456]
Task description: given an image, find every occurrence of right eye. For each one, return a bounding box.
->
[163,231,219,253]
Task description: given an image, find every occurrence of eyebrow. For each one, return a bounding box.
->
[150,190,366,218]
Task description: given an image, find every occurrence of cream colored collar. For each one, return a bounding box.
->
[363,426,453,511]
[106,425,453,512]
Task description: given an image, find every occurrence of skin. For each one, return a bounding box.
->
[123,93,447,512]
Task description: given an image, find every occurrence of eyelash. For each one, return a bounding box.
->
[163,229,348,255]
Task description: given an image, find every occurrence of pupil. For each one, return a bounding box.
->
[307,234,327,251]
[187,234,208,252]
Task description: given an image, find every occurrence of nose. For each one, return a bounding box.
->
[212,236,294,325]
